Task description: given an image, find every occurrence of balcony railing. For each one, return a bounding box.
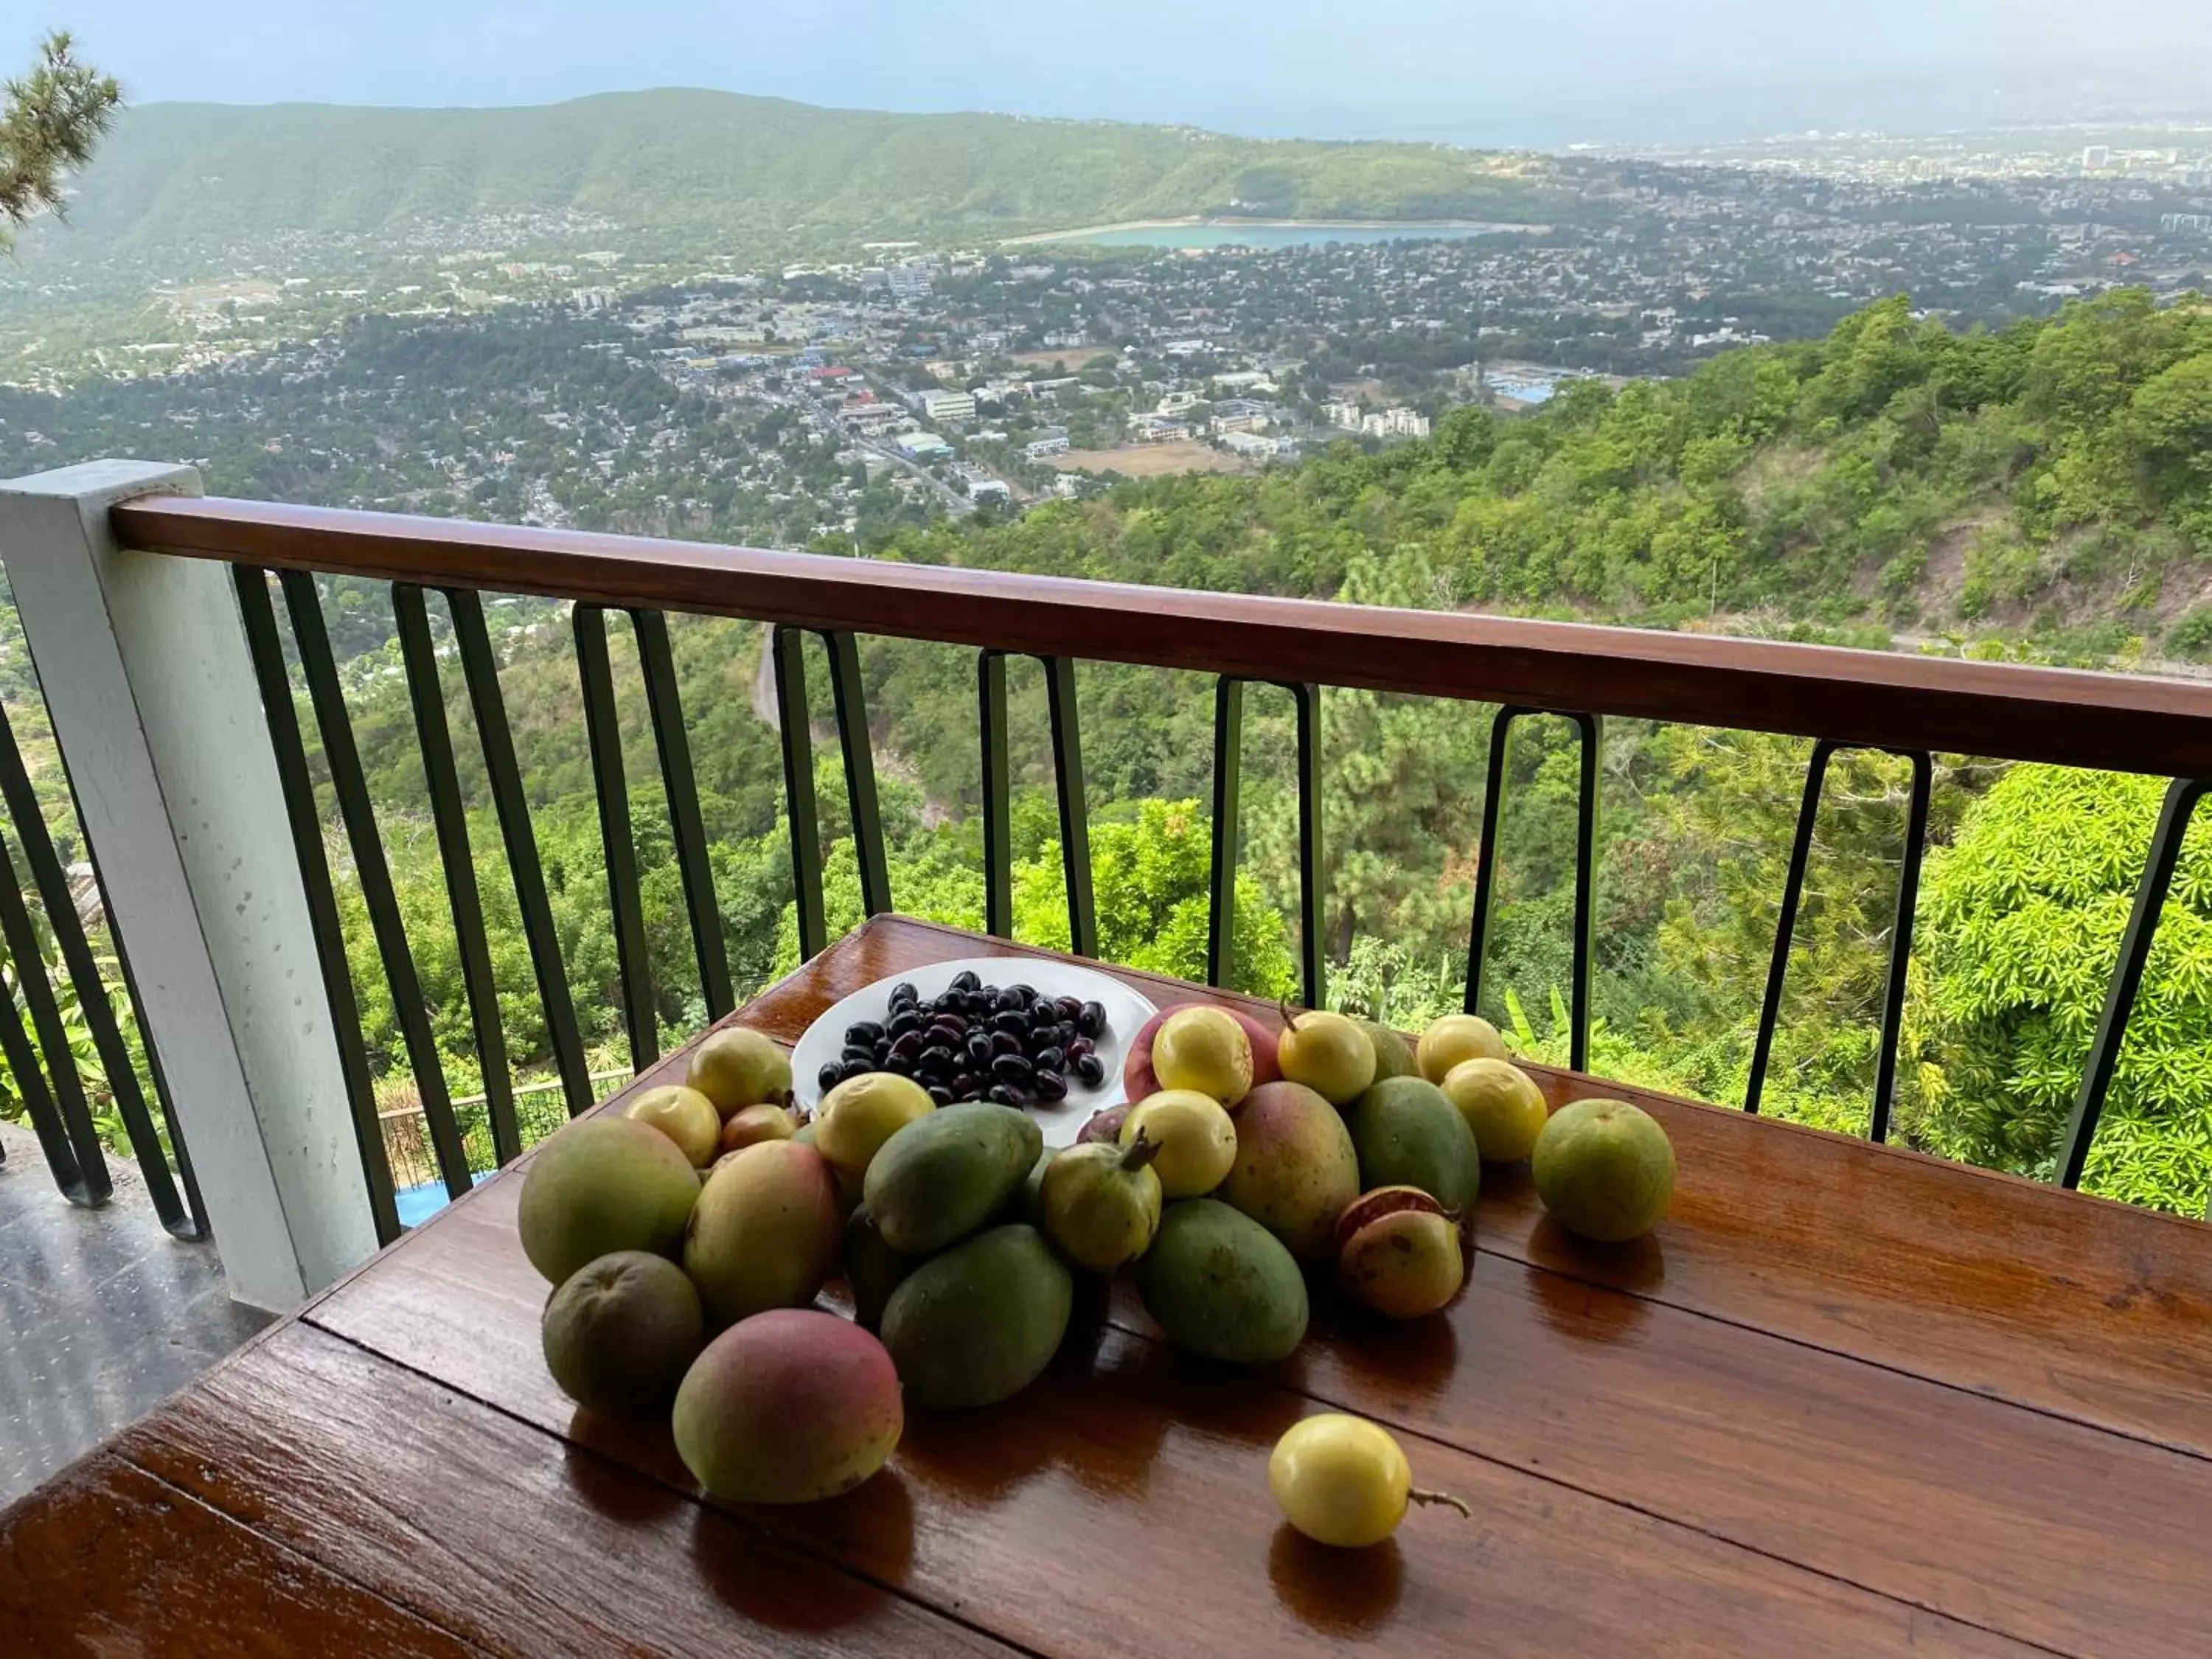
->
[3,459,2210,1307]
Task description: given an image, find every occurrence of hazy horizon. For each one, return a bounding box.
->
[32,1,2212,147]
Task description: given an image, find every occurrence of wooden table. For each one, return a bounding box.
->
[7,917,2211,1658]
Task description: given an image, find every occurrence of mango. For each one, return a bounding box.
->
[843,1204,917,1331]
[1135,1199,1308,1365]
[720,1102,796,1155]
[518,1116,700,1285]
[864,1102,1043,1255]
[1359,1020,1419,1082]
[1220,1080,1360,1261]
[1335,1187,1465,1318]
[1343,1076,1481,1212]
[627,1084,722,1167]
[672,1308,902,1503]
[880,1223,1073,1408]
[686,1026,793,1119]
[540,1250,706,1415]
[682,1139,844,1326]
[1532,1097,1677,1242]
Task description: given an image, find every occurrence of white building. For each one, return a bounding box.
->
[920,390,977,422]
[1324,400,1365,431]
[1360,407,1430,439]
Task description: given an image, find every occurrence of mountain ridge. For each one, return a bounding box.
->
[22,88,1582,268]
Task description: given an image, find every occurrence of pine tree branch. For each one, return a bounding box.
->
[1,31,124,251]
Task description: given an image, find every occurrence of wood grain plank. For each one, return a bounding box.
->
[1195,1273,2212,1658]
[310,1161,2070,1657]
[0,1446,487,1657]
[125,1323,1020,1659]
[309,1215,2033,1659]
[316,1099,2212,1658]
[111,493,2212,776]
[748,919,2212,1459]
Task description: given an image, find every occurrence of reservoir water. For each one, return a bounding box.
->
[1029,220,1533,249]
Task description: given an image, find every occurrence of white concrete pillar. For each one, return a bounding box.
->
[0,460,375,1310]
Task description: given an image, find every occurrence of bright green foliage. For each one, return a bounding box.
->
[15,294,2212,1217]
[1914,767,2212,1214]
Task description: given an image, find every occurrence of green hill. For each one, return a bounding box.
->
[24,89,1575,263]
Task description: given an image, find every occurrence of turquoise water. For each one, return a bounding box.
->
[1037,222,1528,249]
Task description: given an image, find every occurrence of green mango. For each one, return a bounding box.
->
[880,1223,1073,1408]
[842,1203,917,1331]
[1359,1020,1420,1082]
[1343,1075,1481,1212]
[1135,1199,1308,1365]
[863,1102,1043,1254]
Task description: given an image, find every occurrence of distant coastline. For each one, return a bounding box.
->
[1004,215,1550,244]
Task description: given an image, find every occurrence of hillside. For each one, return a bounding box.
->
[18,90,1576,265]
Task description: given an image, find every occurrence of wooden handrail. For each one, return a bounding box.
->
[111,492,2212,778]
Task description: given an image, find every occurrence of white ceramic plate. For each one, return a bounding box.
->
[791,956,1157,1149]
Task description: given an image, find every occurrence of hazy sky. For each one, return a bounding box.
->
[31,1,2212,142]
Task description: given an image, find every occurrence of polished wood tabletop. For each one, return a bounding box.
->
[7,915,2211,1657]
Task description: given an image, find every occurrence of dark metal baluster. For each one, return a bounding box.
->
[2059,776,2207,1189]
[772,625,827,962]
[1286,683,1327,1009]
[822,630,892,922]
[0,870,97,1205]
[1748,741,1933,1137]
[445,589,593,1119]
[0,832,110,1204]
[393,585,520,1168]
[978,651,1012,938]
[1464,709,1516,1024]
[1040,655,1096,959]
[1565,713,1602,1074]
[0,704,187,1228]
[112,928,207,1236]
[282,569,473,1202]
[1206,676,1245,990]
[574,605,658,1071]
[63,757,207,1237]
[1868,751,1933,1144]
[1467,707,1601,1069]
[632,608,734,1020]
[977,650,1093,953]
[1745,743,1833,1117]
[233,568,399,1243]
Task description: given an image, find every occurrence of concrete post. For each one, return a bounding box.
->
[0,460,375,1310]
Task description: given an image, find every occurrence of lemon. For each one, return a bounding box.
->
[1439,1057,1548,1163]
[814,1072,934,1183]
[1151,1006,1254,1106]
[1120,1089,1237,1198]
[1276,1009,1377,1106]
[1268,1413,1468,1548]
[625,1084,722,1167]
[1416,1013,1506,1083]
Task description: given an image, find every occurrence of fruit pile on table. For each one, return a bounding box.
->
[520,997,1677,1549]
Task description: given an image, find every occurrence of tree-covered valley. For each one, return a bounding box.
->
[7,288,2212,1217]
